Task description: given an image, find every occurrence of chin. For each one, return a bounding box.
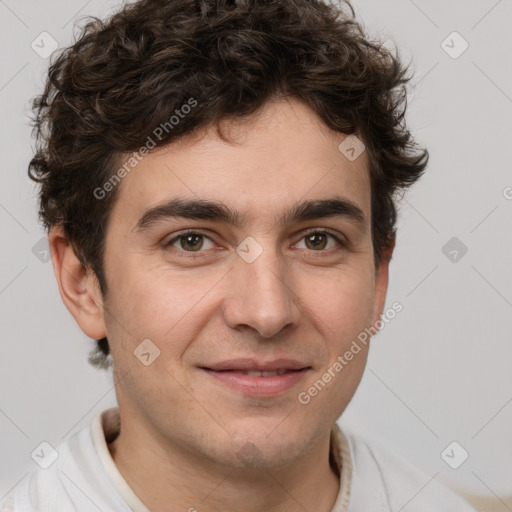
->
[208,421,312,470]
[211,440,306,470]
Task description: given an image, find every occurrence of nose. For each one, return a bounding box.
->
[222,242,301,338]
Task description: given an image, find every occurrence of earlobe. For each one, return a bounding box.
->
[48,226,107,340]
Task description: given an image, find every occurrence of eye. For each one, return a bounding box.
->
[295,230,344,251]
[166,231,215,252]
[164,229,346,257]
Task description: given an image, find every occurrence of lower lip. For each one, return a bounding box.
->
[202,368,310,397]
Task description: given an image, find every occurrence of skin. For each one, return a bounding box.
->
[49,97,393,512]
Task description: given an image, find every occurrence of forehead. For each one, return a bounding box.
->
[108,97,371,230]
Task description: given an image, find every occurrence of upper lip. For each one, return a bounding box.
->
[201,358,310,372]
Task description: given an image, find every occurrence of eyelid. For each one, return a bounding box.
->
[297,227,347,245]
[300,226,341,236]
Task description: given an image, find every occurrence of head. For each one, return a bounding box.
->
[30,0,427,468]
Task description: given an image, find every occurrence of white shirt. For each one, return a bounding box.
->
[0,407,476,511]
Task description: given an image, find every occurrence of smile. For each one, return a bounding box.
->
[200,360,311,397]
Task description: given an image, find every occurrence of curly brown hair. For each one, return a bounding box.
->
[28,0,428,368]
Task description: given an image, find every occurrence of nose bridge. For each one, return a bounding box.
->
[224,237,299,338]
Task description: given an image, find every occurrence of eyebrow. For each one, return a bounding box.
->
[134,196,366,233]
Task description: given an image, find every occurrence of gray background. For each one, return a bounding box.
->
[1,0,511,509]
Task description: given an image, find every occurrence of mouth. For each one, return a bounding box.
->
[199,359,312,397]
[212,369,291,377]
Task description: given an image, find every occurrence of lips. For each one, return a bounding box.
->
[201,358,309,372]
[199,359,311,397]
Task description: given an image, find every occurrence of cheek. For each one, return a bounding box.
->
[305,264,375,349]
[295,267,375,418]
[105,263,221,357]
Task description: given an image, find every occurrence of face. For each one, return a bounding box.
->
[90,97,390,469]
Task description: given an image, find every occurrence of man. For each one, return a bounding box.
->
[2,0,476,510]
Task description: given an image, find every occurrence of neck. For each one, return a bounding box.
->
[108,413,340,512]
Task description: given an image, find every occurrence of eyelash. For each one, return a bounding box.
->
[164,228,346,257]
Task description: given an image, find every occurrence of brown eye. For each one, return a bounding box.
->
[305,233,328,250]
[296,231,342,252]
[167,232,214,253]
[179,234,204,251]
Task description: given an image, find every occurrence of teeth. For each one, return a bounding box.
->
[241,370,288,377]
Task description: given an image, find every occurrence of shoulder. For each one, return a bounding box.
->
[0,431,87,511]
[0,410,128,512]
[334,425,477,512]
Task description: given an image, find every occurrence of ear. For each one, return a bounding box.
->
[48,226,107,340]
[370,236,396,328]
